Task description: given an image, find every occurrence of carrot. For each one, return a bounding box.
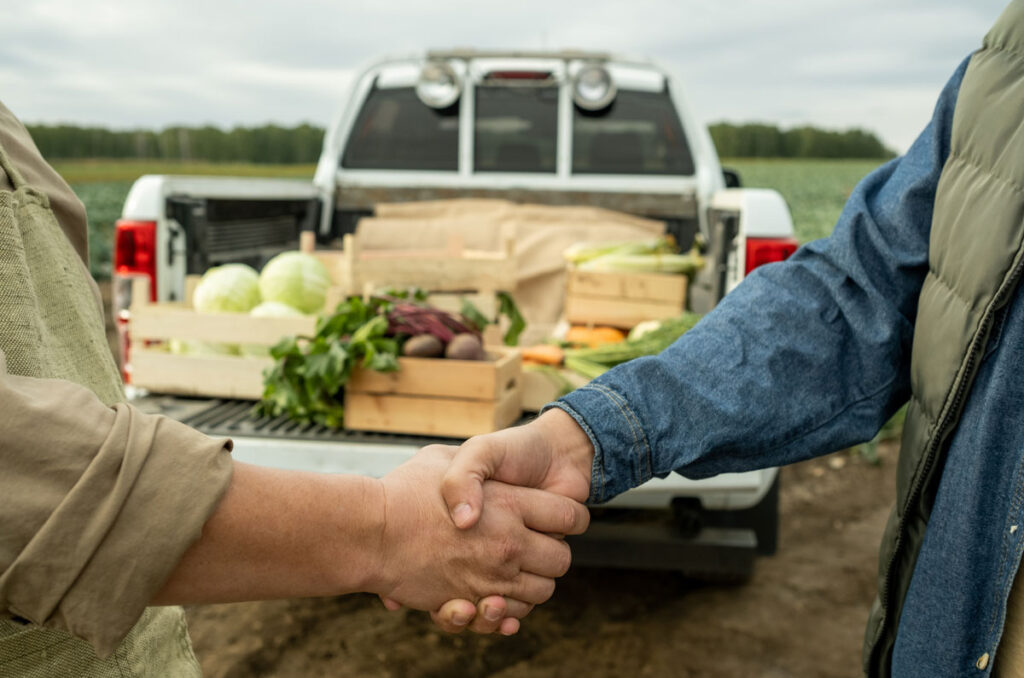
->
[565,325,626,348]
[521,344,565,366]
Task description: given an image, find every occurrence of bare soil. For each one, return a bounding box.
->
[184,443,897,678]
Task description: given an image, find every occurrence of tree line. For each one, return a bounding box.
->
[25,121,895,163]
[26,123,326,164]
[709,122,895,159]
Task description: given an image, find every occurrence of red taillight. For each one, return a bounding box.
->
[745,236,799,275]
[114,220,157,301]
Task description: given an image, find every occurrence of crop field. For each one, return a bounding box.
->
[66,158,886,281]
[726,158,888,243]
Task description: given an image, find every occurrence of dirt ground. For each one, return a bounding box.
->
[183,443,897,678]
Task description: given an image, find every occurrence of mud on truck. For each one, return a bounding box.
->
[113,50,799,580]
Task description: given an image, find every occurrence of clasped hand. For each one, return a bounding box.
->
[375,408,595,635]
[370,437,589,634]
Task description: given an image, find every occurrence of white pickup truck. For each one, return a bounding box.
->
[115,49,798,579]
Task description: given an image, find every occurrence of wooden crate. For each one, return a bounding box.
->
[317,232,515,302]
[129,231,517,404]
[128,277,317,399]
[344,349,522,438]
[565,268,687,329]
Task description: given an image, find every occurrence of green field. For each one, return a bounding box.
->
[67,158,886,280]
[726,158,888,243]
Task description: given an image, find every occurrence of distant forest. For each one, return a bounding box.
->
[27,123,326,164]
[25,121,895,162]
[709,122,895,159]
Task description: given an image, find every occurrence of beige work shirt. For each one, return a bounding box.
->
[0,99,234,658]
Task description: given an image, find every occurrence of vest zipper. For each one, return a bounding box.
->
[872,253,1024,673]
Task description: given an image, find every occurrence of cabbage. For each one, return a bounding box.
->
[258,252,330,315]
[193,264,261,314]
[250,300,305,317]
[240,301,306,357]
[169,339,240,356]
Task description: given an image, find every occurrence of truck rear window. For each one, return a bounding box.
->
[342,86,458,171]
[474,86,558,173]
[572,90,694,175]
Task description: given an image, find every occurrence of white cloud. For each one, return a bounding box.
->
[0,0,1009,151]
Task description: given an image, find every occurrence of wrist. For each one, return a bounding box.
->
[536,406,595,491]
[323,474,389,596]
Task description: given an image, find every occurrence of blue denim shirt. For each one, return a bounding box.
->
[555,54,1024,674]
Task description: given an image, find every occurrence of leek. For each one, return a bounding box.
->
[577,252,704,275]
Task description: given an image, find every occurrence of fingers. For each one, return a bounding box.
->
[515,530,574,579]
[504,571,557,605]
[380,595,402,611]
[431,597,534,636]
[442,436,508,530]
[499,617,521,635]
[430,599,478,633]
[508,485,590,536]
[466,596,531,635]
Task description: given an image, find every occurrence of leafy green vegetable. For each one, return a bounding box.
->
[458,292,526,346]
[256,289,486,427]
[497,292,525,346]
[256,295,401,427]
[459,299,491,332]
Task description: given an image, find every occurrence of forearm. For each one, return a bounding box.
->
[153,461,385,605]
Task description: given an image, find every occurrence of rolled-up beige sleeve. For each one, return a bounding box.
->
[0,350,234,657]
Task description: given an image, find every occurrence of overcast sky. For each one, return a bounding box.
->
[0,0,1010,153]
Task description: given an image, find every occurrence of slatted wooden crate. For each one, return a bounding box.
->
[564,268,687,329]
[127,276,318,399]
[344,349,522,438]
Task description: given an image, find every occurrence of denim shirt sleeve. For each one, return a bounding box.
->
[550,56,971,504]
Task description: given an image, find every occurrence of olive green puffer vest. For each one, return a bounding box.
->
[863,3,1024,675]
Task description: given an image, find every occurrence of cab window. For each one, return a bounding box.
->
[572,90,694,175]
[474,85,558,173]
[342,86,458,171]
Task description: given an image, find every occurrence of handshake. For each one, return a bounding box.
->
[372,407,595,635]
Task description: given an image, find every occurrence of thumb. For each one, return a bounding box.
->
[442,437,505,529]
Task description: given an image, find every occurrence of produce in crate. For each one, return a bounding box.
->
[256,292,511,427]
[173,263,263,356]
[564,325,626,348]
[258,251,331,314]
[521,344,565,366]
[563,312,703,379]
[192,263,262,313]
[564,237,704,276]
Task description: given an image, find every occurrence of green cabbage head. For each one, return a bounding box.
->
[193,263,262,314]
[258,252,330,315]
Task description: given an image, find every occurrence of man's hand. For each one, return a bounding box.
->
[368,444,589,613]
[420,408,596,635]
[442,408,596,530]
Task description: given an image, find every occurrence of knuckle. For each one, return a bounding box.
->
[559,502,580,534]
[536,577,556,603]
[554,542,573,577]
[496,535,521,564]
